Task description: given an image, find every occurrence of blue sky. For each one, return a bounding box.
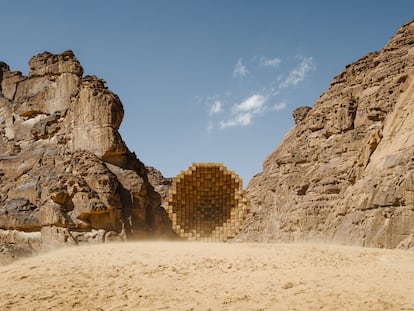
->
[1,1,414,184]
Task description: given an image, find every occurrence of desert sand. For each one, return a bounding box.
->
[0,242,413,311]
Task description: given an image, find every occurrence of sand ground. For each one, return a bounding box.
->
[0,242,413,311]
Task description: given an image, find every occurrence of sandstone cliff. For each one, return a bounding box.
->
[0,51,173,259]
[237,20,414,249]
[146,166,173,206]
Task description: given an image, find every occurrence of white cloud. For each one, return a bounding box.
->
[271,101,287,111]
[233,94,266,113]
[260,57,282,68]
[220,112,252,128]
[280,56,315,88]
[220,94,267,129]
[209,100,222,115]
[205,54,315,131]
[233,58,248,78]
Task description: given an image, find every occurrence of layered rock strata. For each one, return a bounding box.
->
[0,51,174,259]
[237,20,414,249]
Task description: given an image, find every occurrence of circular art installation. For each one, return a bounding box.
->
[167,163,250,241]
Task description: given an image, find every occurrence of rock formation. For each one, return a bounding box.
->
[146,166,173,206]
[0,50,174,260]
[237,20,414,249]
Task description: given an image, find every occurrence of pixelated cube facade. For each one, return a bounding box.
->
[167,163,250,241]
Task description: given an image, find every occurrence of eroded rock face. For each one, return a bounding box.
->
[0,50,174,257]
[292,106,312,125]
[0,230,41,264]
[237,20,414,249]
[146,166,173,206]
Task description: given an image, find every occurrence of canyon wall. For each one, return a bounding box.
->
[0,51,174,260]
[237,21,414,249]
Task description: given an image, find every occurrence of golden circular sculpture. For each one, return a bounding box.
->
[167,163,250,241]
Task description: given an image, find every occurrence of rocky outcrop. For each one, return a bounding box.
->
[0,230,41,264]
[146,166,173,205]
[0,50,174,259]
[237,20,414,249]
